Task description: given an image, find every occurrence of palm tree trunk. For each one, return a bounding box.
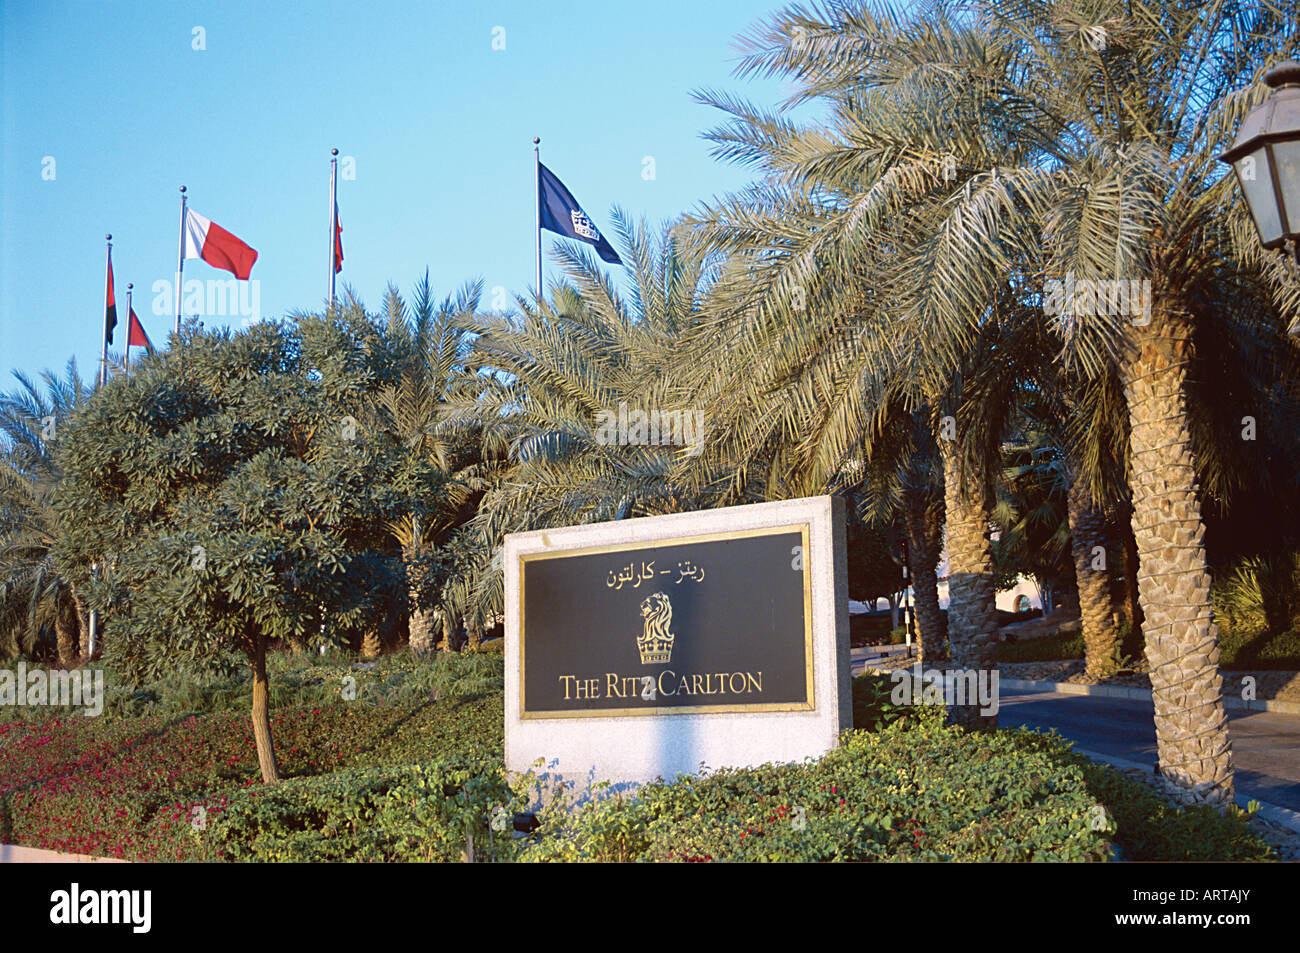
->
[1119,505,1144,642]
[409,604,437,656]
[73,592,93,660]
[441,611,459,654]
[939,438,998,729]
[467,618,482,651]
[1065,473,1124,679]
[902,485,947,662]
[1122,307,1232,807]
[55,593,79,669]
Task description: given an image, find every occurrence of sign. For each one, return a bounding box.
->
[504,496,850,785]
[520,525,812,717]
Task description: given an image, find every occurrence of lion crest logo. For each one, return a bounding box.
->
[637,592,675,665]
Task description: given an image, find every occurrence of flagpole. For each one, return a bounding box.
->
[124,284,133,377]
[91,236,111,659]
[329,148,338,309]
[533,137,542,300]
[101,234,112,388]
[175,185,187,335]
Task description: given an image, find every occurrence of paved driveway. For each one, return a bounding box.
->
[999,687,1300,814]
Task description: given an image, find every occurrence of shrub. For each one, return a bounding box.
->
[852,672,940,731]
[998,630,1085,663]
[1214,555,1300,634]
[1,663,1272,863]
[523,714,1115,862]
[1217,626,1300,671]
[519,717,1274,863]
[200,753,522,862]
[1213,554,1300,669]
[0,692,503,860]
[1013,731,1274,861]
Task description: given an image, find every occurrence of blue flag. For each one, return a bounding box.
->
[538,163,622,264]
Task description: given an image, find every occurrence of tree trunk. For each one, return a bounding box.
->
[1066,471,1124,680]
[1119,504,1144,643]
[939,437,998,729]
[73,592,93,660]
[404,535,438,657]
[888,593,899,631]
[55,593,79,669]
[1122,306,1233,807]
[441,611,459,654]
[903,482,947,662]
[467,618,482,652]
[409,605,437,656]
[251,638,281,783]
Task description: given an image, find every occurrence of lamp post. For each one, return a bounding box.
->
[1221,60,1300,270]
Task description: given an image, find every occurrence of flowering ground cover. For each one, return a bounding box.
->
[0,662,1274,862]
[0,689,504,860]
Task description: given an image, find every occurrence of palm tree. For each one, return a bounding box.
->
[448,213,726,613]
[690,0,1296,803]
[363,275,486,656]
[0,361,94,665]
[682,84,1050,730]
[1052,372,1134,676]
[843,403,950,660]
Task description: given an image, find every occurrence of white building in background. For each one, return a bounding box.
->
[848,548,1048,617]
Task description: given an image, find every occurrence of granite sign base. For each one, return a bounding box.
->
[504,495,850,788]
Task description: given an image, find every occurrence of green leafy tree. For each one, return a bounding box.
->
[53,315,430,782]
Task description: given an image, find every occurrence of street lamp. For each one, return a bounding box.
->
[1222,60,1300,264]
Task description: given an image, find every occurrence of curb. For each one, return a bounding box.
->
[855,664,1300,715]
[0,844,126,863]
[1067,747,1300,837]
[999,677,1300,715]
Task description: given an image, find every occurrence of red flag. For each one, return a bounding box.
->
[127,305,153,352]
[334,204,343,274]
[105,253,117,344]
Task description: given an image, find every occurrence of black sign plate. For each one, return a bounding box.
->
[519,525,813,717]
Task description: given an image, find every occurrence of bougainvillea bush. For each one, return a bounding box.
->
[521,711,1115,862]
[0,692,503,861]
[519,711,1274,863]
[0,668,1273,862]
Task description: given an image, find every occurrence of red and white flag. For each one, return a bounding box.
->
[183,209,258,279]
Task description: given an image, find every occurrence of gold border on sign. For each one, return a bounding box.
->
[518,522,816,720]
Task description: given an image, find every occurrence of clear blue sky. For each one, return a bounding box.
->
[1,0,797,384]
